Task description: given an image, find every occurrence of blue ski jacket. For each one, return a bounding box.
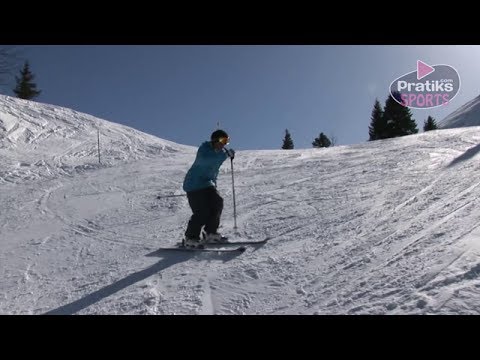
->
[183,141,228,193]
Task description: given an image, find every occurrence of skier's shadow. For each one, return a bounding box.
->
[44,250,241,315]
[447,143,480,168]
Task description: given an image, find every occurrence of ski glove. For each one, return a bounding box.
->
[225,148,235,160]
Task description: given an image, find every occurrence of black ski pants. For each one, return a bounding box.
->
[185,186,224,238]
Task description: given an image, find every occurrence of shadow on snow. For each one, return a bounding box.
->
[44,250,241,315]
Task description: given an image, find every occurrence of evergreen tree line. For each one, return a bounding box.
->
[369,91,438,141]
[282,91,440,150]
[281,129,335,150]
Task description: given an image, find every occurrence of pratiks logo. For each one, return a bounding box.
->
[389,60,460,109]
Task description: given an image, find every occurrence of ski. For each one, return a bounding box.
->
[152,236,270,254]
[156,245,246,253]
[196,238,270,246]
[177,236,271,247]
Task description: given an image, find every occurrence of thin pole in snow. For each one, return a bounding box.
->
[97,128,101,164]
[230,157,238,231]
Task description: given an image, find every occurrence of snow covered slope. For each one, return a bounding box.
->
[439,94,480,129]
[0,94,193,183]
[3,96,480,314]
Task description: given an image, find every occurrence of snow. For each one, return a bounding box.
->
[3,94,480,314]
[439,94,480,129]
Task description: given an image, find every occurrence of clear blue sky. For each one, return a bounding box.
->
[3,45,480,150]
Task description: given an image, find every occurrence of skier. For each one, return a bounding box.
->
[182,129,235,248]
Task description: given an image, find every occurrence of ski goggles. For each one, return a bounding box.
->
[217,136,230,145]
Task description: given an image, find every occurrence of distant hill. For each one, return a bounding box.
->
[0,94,194,182]
[439,94,480,129]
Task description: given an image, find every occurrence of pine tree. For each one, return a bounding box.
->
[13,61,41,100]
[368,99,387,141]
[312,132,331,148]
[383,91,418,138]
[423,116,438,131]
[282,129,294,149]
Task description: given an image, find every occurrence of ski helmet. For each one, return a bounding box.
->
[211,129,229,143]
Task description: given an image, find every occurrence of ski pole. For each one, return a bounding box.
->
[230,157,238,231]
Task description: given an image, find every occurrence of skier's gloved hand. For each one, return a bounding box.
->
[225,148,235,160]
